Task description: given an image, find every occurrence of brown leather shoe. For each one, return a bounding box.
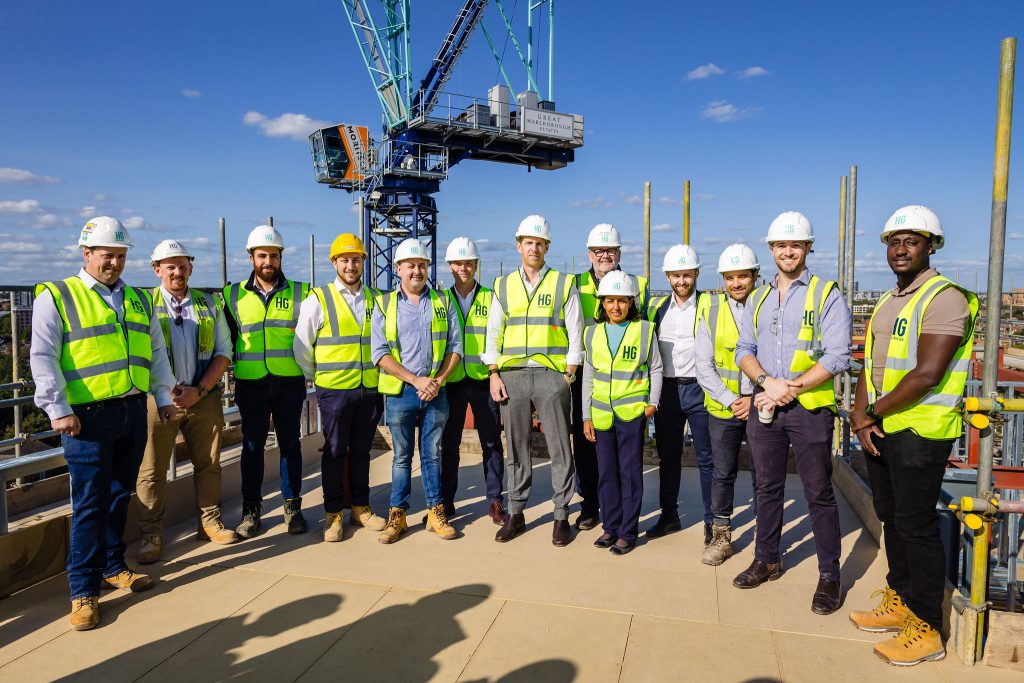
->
[495,513,525,542]
[552,520,572,547]
[732,559,784,589]
[811,578,843,615]
[488,501,508,526]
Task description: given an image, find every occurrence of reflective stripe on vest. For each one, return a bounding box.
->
[152,287,216,385]
[585,320,654,430]
[312,284,380,390]
[36,277,153,405]
[702,293,742,419]
[224,279,308,380]
[751,276,837,411]
[377,288,449,396]
[447,285,491,382]
[864,276,979,439]
[646,291,710,335]
[578,271,649,325]
[493,269,572,372]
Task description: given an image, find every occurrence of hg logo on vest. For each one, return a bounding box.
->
[434,306,447,321]
[622,345,638,360]
[536,293,553,307]
[892,317,908,337]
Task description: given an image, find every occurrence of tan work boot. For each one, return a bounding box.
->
[377,508,407,544]
[849,586,911,632]
[350,505,386,531]
[197,521,239,545]
[701,525,734,566]
[102,570,156,592]
[873,615,945,666]
[426,504,457,540]
[70,596,100,631]
[324,512,345,542]
[136,535,162,564]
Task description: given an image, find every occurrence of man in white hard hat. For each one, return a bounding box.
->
[572,223,650,531]
[848,206,976,666]
[733,211,851,617]
[485,215,582,547]
[696,244,761,566]
[222,226,310,538]
[30,217,176,631]
[135,240,237,564]
[645,244,715,544]
[372,237,462,544]
[437,236,508,525]
[294,233,388,543]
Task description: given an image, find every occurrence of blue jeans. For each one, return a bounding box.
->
[234,378,306,503]
[386,384,448,510]
[653,379,713,522]
[62,394,148,599]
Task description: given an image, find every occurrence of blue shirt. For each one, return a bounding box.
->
[735,269,851,379]
[371,285,462,376]
[606,321,629,356]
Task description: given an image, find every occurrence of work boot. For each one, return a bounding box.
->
[426,504,457,540]
[378,507,407,544]
[324,512,345,542]
[70,596,100,631]
[703,522,713,547]
[283,497,308,535]
[873,615,945,666]
[701,525,734,566]
[850,587,911,632]
[488,501,508,526]
[197,521,239,545]
[421,502,455,526]
[350,504,386,531]
[102,569,156,592]
[236,502,262,539]
[136,535,162,564]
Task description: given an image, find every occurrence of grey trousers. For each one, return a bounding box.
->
[499,367,575,520]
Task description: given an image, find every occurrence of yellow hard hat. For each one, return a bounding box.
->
[330,233,366,259]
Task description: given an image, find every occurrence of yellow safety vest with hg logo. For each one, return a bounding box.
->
[585,320,655,430]
[312,284,380,390]
[702,293,743,419]
[493,269,574,372]
[224,279,308,380]
[377,288,449,396]
[151,287,216,385]
[578,271,649,325]
[447,285,491,382]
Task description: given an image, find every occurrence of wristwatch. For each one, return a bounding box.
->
[198,385,209,398]
[865,403,880,422]
[488,368,500,377]
[564,371,576,383]
[755,374,767,388]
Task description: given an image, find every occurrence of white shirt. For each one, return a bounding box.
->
[452,283,477,319]
[482,265,583,368]
[157,286,232,385]
[30,269,176,420]
[294,278,366,380]
[657,293,697,379]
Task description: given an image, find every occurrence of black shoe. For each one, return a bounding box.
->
[811,578,842,615]
[236,502,262,539]
[421,502,456,525]
[703,522,713,547]
[645,515,682,539]
[552,520,572,547]
[732,559,784,589]
[610,540,635,556]
[495,513,525,543]
[283,497,308,535]
[594,533,616,548]
[575,510,599,531]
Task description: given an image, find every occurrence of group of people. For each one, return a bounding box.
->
[31,205,977,668]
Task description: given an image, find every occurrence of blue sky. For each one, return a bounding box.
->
[2,0,1023,291]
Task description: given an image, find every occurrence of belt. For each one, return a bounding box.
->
[665,377,697,385]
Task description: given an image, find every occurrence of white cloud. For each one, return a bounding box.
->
[34,213,71,228]
[620,193,643,206]
[695,193,716,201]
[700,100,761,123]
[0,167,61,185]
[243,111,332,141]
[182,89,202,98]
[652,223,674,233]
[122,216,146,230]
[686,63,725,81]
[0,199,42,214]
[658,196,682,206]
[92,193,114,201]
[1009,232,1024,240]
[702,236,730,246]
[737,66,771,79]
[569,196,614,209]
[79,205,97,218]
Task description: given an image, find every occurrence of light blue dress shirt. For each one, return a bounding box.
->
[371,285,462,376]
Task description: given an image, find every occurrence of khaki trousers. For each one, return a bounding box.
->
[136,393,225,535]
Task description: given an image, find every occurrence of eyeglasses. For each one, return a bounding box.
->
[172,302,184,326]
[589,248,619,257]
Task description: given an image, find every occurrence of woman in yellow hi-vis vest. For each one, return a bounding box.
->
[848,206,977,667]
[581,272,662,555]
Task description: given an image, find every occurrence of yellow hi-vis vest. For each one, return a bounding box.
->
[701,293,743,419]
[646,291,711,335]
[224,279,308,380]
[377,288,449,396]
[447,285,491,382]
[578,270,649,325]
[751,275,838,412]
[36,277,153,405]
[585,320,655,430]
[864,275,979,440]
[311,284,380,390]
[151,287,216,385]
[493,269,574,372]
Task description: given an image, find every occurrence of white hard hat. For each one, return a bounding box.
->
[881,205,945,249]
[587,223,621,248]
[717,243,760,273]
[445,236,480,262]
[395,237,431,264]
[246,225,286,253]
[150,239,194,264]
[78,216,133,249]
[662,244,701,272]
[766,211,815,243]
[597,270,639,297]
[515,214,552,241]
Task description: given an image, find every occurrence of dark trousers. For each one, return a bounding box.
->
[62,394,148,599]
[595,416,646,543]
[317,385,383,513]
[571,372,599,516]
[653,379,713,521]
[709,413,758,525]
[865,429,953,630]
[439,377,505,506]
[746,397,841,580]
[235,378,307,504]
